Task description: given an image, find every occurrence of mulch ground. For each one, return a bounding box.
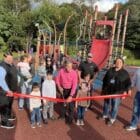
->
[0,92,140,140]
[0,67,140,140]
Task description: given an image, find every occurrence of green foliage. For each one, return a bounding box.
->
[0,37,8,51]
[123,1,140,50]
[107,1,140,50]
[67,45,78,56]
[124,49,140,66]
[7,36,26,51]
[0,0,139,62]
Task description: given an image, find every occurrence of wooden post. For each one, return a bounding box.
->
[108,4,119,66]
[115,14,122,58]
[103,16,107,37]
[76,18,83,48]
[93,5,98,36]
[88,15,93,41]
[35,31,41,71]
[64,14,73,55]
[83,10,88,40]
[52,20,57,56]
[121,9,129,56]
[42,32,47,57]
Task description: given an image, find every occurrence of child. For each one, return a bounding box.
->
[29,82,42,128]
[37,58,46,81]
[17,55,32,86]
[42,70,56,124]
[75,82,90,126]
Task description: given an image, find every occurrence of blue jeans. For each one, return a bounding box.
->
[103,98,121,120]
[77,106,85,120]
[30,107,41,124]
[130,91,140,127]
[19,83,32,109]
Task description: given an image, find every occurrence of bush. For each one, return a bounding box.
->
[0,37,8,51]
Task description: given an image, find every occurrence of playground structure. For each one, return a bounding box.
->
[35,4,129,70]
[77,4,129,69]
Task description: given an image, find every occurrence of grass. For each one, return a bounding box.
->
[124,49,140,66]
[125,59,140,66]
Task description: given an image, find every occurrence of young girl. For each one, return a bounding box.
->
[75,82,90,126]
[29,82,42,128]
[42,70,56,124]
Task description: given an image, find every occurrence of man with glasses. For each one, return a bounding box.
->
[0,52,18,129]
[78,53,98,108]
[56,60,78,124]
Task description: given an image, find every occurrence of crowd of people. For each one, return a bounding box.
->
[0,51,139,134]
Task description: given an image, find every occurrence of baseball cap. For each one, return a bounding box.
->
[87,53,93,58]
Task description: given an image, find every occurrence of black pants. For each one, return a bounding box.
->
[60,89,74,123]
[0,97,14,123]
[7,97,14,117]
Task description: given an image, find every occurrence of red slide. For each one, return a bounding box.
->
[91,38,111,69]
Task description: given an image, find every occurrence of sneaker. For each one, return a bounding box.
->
[37,123,42,127]
[102,115,108,120]
[125,126,137,131]
[96,115,108,120]
[80,120,84,126]
[76,120,80,126]
[8,115,16,121]
[31,123,36,128]
[107,119,115,126]
[50,116,56,121]
[1,121,15,129]
[43,119,48,124]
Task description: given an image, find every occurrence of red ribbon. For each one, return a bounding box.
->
[7,92,130,103]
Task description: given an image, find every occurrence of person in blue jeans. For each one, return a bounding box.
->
[126,68,140,131]
[29,82,42,128]
[101,58,131,126]
[75,82,90,126]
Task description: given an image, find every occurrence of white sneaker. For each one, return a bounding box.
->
[107,119,115,126]
[80,120,84,126]
[110,119,115,124]
[76,120,80,126]
[102,115,108,120]
[31,124,36,128]
[126,126,137,131]
[37,122,42,127]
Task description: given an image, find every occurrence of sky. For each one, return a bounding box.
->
[55,0,129,12]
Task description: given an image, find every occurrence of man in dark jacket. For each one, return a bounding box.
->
[0,52,18,129]
[78,53,98,108]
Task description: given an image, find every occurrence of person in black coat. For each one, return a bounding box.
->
[0,52,18,129]
[101,57,131,126]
